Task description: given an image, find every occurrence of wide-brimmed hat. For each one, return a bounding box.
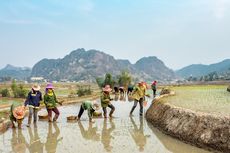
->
[92,101,100,111]
[32,84,40,91]
[46,83,54,89]
[102,85,112,92]
[13,106,25,120]
[142,82,148,88]
[138,82,144,86]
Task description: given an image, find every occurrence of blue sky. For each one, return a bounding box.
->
[0,0,230,70]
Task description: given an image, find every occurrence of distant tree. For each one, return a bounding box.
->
[96,77,104,88]
[104,73,115,88]
[117,71,132,88]
[76,85,92,97]
[199,76,204,81]
[11,80,17,92]
[10,81,28,98]
[202,71,219,81]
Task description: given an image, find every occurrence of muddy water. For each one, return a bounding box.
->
[0,95,211,153]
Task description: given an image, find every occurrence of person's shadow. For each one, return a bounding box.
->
[45,123,63,153]
[78,121,100,141]
[129,116,147,152]
[101,119,115,152]
[26,124,44,153]
[11,129,27,153]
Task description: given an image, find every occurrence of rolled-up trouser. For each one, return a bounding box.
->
[47,107,60,121]
[28,107,38,124]
[102,104,115,117]
[130,98,144,116]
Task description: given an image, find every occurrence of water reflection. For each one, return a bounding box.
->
[0,100,211,153]
[101,119,115,152]
[114,93,126,102]
[119,94,126,101]
[45,123,63,153]
[78,121,100,141]
[11,129,27,153]
[129,116,147,152]
[27,124,44,153]
[114,93,119,101]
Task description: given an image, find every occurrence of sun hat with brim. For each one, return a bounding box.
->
[102,85,112,92]
[92,102,100,111]
[32,84,41,91]
[142,82,148,88]
[13,106,25,120]
[46,83,54,89]
[138,82,144,86]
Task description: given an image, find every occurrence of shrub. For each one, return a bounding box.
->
[11,82,28,98]
[77,86,92,97]
[0,88,10,97]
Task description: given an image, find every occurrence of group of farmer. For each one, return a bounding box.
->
[10,83,61,128]
[10,81,157,128]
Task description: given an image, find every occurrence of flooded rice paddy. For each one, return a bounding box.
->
[0,94,211,153]
[161,85,230,115]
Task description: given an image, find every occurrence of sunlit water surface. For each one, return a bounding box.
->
[0,94,211,153]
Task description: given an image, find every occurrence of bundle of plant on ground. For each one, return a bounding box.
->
[77,85,92,97]
[160,88,171,95]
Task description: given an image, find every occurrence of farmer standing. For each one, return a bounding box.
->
[44,83,61,122]
[130,82,146,116]
[101,85,115,118]
[24,84,42,127]
[151,81,157,97]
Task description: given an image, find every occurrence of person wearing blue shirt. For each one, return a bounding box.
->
[24,84,42,127]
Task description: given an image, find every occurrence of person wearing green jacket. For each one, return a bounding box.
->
[44,83,62,122]
[101,85,115,118]
[77,100,99,122]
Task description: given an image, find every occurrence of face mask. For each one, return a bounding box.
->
[47,89,53,94]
